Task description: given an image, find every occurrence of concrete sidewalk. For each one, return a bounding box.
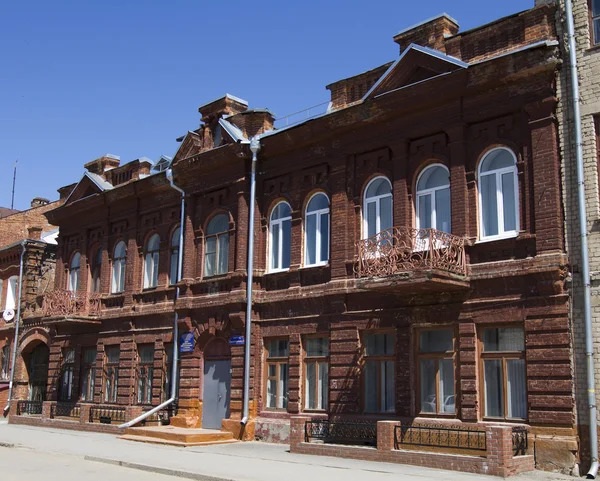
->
[0,423,573,481]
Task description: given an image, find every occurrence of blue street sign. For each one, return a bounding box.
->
[180,332,195,353]
[228,335,245,346]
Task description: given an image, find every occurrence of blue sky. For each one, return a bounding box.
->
[0,0,533,211]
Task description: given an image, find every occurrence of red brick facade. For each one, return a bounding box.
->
[7,4,578,475]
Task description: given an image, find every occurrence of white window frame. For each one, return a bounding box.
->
[477,147,520,242]
[304,192,330,268]
[68,252,81,293]
[204,214,230,277]
[363,176,393,240]
[111,241,127,294]
[5,276,18,311]
[416,164,451,232]
[269,202,292,273]
[143,234,160,289]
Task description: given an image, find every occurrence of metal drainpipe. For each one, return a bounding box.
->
[4,241,26,415]
[564,0,598,477]
[119,168,184,428]
[241,137,261,426]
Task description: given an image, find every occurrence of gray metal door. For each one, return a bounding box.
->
[202,359,231,429]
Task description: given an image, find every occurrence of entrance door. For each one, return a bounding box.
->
[202,359,231,429]
[28,344,49,401]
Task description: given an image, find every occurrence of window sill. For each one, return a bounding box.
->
[299,263,329,270]
[482,416,527,423]
[474,233,519,245]
[586,43,600,54]
[265,269,290,276]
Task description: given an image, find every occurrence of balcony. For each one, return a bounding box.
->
[41,289,101,318]
[355,227,469,293]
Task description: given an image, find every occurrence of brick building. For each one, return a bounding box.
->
[0,199,60,409]
[7,3,578,476]
[539,0,600,474]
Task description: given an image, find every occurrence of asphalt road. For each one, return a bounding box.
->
[0,446,178,481]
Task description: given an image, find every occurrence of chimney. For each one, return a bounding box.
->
[27,226,43,240]
[84,154,121,176]
[227,109,276,139]
[393,13,459,54]
[198,94,249,123]
[30,197,50,208]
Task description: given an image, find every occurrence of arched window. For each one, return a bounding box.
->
[68,253,81,292]
[90,248,102,294]
[478,148,519,240]
[269,202,292,272]
[363,177,393,239]
[169,227,180,285]
[416,165,451,233]
[143,234,160,288]
[4,276,18,311]
[305,193,330,267]
[204,214,229,277]
[112,241,127,294]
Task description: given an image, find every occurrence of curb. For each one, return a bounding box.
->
[84,455,235,481]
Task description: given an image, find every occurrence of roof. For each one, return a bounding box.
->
[64,171,114,205]
[219,118,250,144]
[0,207,19,219]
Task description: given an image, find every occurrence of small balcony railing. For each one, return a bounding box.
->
[305,419,377,446]
[89,405,126,424]
[42,289,101,317]
[50,402,81,420]
[355,227,467,278]
[16,400,42,416]
[394,424,486,452]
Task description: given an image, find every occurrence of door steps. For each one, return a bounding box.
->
[120,425,238,447]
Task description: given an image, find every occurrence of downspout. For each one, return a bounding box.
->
[564,0,599,477]
[4,241,26,415]
[119,168,184,428]
[241,137,261,426]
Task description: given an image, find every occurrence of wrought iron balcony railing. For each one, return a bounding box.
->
[394,423,486,452]
[355,227,467,278]
[42,289,101,318]
[305,419,377,446]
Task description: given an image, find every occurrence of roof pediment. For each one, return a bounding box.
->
[363,44,468,100]
[64,172,113,205]
[172,131,204,162]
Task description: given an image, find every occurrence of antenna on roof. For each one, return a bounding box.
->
[10,159,17,210]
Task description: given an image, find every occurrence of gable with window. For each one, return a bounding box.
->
[265,339,289,410]
[269,202,292,272]
[417,329,455,415]
[204,214,229,277]
[416,165,451,233]
[143,234,160,288]
[478,147,519,241]
[363,332,395,413]
[480,326,527,420]
[111,241,127,293]
[304,193,330,267]
[363,176,393,239]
